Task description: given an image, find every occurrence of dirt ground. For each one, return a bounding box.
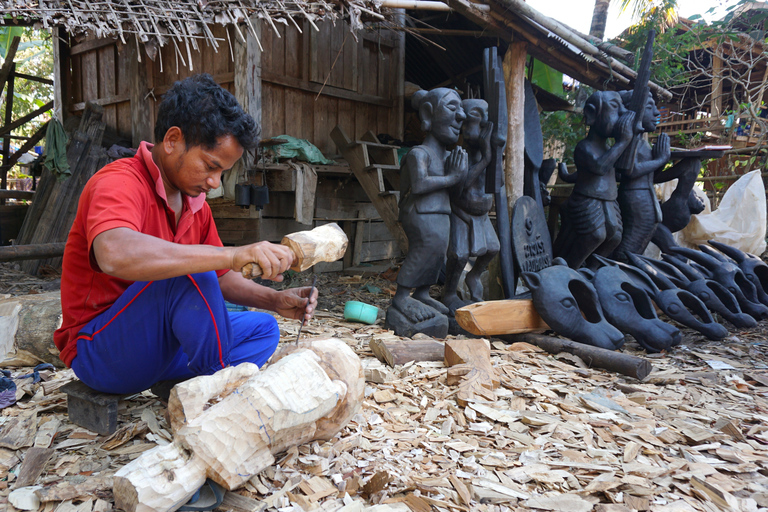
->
[0,262,767,512]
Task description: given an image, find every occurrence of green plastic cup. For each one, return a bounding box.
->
[344,301,379,325]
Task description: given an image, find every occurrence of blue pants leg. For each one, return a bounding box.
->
[71,271,279,394]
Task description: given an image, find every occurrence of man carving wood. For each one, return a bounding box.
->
[54,74,318,395]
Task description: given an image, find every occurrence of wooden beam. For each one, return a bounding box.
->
[503,41,526,215]
[711,50,723,117]
[52,27,70,123]
[262,70,394,108]
[0,101,54,138]
[69,37,118,56]
[11,71,53,86]
[0,37,20,98]
[2,65,15,195]
[70,93,131,112]
[0,189,35,200]
[0,121,48,173]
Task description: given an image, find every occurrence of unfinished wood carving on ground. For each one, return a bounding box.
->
[444,339,499,406]
[113,338,364,512]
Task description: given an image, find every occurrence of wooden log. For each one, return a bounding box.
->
[113,338,364,512]
[445,339,499,406]
[0,292,62,367]
[369,336,444,366]
[455,299,549,336]
[0,242,65,262]
[503,333,653,380]
[503,41,527,215]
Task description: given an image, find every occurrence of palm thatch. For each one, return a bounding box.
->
[0,0,387,59]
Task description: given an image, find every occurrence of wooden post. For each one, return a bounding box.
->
[395,9,406,142]
[711,50,723,118]
[129,36,153,147]
[1,64,15,198]
[51,28,70,125]
[503,41,527,217]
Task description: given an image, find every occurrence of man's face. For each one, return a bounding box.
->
[168,134,243,197]
[431,92,466,146]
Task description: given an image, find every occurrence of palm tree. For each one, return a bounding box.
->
[590,0,679,40]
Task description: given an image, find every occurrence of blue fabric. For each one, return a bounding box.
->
[71,271,279,394]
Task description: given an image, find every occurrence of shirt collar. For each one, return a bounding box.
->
[137,141,207,214]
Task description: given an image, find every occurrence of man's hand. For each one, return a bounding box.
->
[231,241,295,281]
[274,286,319,323]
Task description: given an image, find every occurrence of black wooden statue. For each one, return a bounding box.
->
[553,90,635,269]
[442,99,498,313]
[385,88,467,338]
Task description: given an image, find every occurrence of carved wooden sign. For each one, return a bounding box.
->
[512,196,552,274]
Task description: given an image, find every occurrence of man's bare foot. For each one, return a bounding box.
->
[413,288,450,315]
[392,294,439,323]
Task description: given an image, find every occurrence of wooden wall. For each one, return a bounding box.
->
[261,19,403,155]
[65,19,403,156]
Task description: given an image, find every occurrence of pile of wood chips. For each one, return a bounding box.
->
[1,307,768,512]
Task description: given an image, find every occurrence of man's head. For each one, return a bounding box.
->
[153,74,258,198]
[584,90,626,139]
[155,74,258,151]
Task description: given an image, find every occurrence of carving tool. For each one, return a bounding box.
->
[295,274,317,345]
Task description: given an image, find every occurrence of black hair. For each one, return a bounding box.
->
[154,73,258,151]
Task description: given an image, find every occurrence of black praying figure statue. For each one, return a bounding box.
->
[611,91,672,261]
[385,88,468,338]
[553,90,635,269]
[442,99,498,313]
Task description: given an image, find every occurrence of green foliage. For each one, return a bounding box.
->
[0,26,24,59]
[529,59,564,97]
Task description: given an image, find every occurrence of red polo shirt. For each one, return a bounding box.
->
[54,141,228,367]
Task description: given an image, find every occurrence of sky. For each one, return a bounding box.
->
[526,0,735,39]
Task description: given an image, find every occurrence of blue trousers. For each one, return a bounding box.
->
[71,271,279,394]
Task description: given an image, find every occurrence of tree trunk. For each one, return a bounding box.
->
[590,0,611,39]
[114,338,364,512]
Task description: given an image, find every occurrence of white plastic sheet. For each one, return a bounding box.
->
[660,169,767,256]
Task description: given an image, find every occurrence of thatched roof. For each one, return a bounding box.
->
[0,0,387,58]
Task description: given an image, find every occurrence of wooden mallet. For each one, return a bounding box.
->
[241,223,349,278]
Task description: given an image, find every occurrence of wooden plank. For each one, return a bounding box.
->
[128,36,153,147]
[455,300,549,336]
[359,240,400,262]
[70,37,118,56]
[261,70,394,108]
[301,89,314,141]
[260,218,313,241]
[284,21,301,79]
[69,93,130,112]
[369,337,444,367]
[52,27,70,122]
[13,447,54,488]
[357,221,396,242]
[81,50,99,101]
[284,88,303,138]
[265,166,296,192]
[11,72,53,86]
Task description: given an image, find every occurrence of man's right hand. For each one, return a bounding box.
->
[231,241,295,281]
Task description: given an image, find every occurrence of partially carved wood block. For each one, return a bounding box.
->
[113,338,364,512]
[444,339,499,407]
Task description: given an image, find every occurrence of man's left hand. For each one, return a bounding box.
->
[274,286,319,323]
